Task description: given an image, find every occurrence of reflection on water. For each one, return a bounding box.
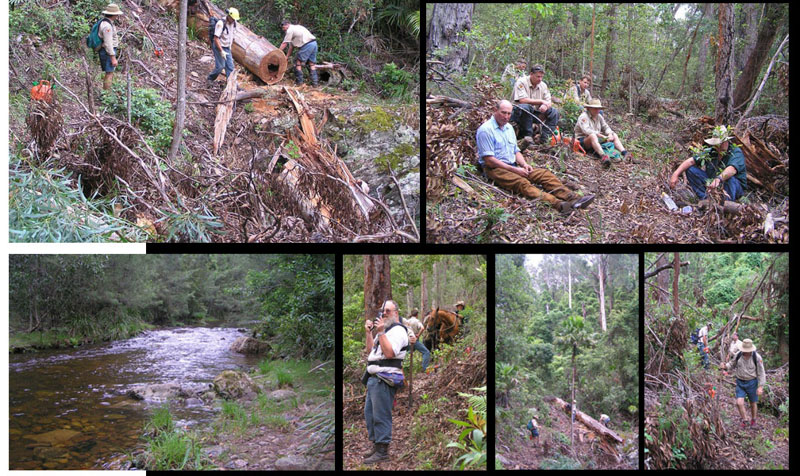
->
[9,327,261,470]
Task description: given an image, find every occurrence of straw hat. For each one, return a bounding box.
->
[704,125,734,145]
[738,338,757,353]
[455,300,465,308]
[583,98,605,109]
[102,3,124,15]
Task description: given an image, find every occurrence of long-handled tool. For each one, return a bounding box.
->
[133,13,163,58]
[408,345,414,408]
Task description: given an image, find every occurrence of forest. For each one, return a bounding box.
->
[495,254,638,469]
[342,255,486,470]
[8,254,334,470]
[426,3,789,243]
[10,0,420,243]
[644,252,789,469]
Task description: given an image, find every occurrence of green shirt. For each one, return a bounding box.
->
[694,144,747,188]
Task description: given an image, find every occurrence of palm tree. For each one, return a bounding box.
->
[555,315,597,448]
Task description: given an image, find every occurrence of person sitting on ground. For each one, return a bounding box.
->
[574,99,634,168]
[697,322,712,370]
[565,74,592,105]
[502,58,527,92]
[728,332,743,363]
[527,416,540,446]
[511,64,560,146]
[669,125,747,205]
[720,338,766,429]
[477,100,595,215]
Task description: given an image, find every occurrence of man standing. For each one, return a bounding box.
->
[669,125,747,203]
[477,100,595,214]
[403,309,430,372]
[721,339,766,429]
[363,300,408,464]
[207,8,239,85]
[511,64,560,145]
[697,322,712,369]
[574,99,634,168]
[279,20,318,86]
[728,332,743,363]
[97,4,125,91]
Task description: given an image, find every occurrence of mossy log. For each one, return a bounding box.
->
[546,396,624,444]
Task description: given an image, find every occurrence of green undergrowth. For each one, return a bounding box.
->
[138,403,214,470]
[9,311,152,352]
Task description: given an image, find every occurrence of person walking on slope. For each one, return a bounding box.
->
[697,322,712,369]
[527,416,540,446]
[728,332,743,363]
[720,339,766,429]
[279,21,319,86]
[207,8,239,86]
[96,4,125,91]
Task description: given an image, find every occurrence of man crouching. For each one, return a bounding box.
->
[362,300,414,464]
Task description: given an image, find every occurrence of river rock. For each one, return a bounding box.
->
[185,398,204,408]
[274,455,311,471]
[269,389,297,402]
[205,445,225,459]
[225,458,248,469]
[230,336,270,355]
[213,370,259,401]
[126,381,208,402]
[25,429,81,445]
[33,446,67,460]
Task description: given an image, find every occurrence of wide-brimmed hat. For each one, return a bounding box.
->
[455,300,465,308]
[704,125,734,145]
[738,338,757,353]
[583,98,605,109]
[102,3,124,15]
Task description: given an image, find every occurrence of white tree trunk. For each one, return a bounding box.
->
[568,257,572,309]
[598,258,607,332]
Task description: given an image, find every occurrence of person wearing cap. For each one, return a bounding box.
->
[728,332,743,363]
[669,125,747,203]
[502,58,527,92]
[402,309,430,372]
[98,3,125,90]
[574,99,633,168]
[279,21,318,86]
[207,7,239,85]
[511,64,560,145]
[720,338,766,429]
[477,100,595,215]
[527,416,540,446]
[697,321,712,369]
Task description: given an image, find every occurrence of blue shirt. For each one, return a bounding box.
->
[694,144,747,188]
[476,116,520,167]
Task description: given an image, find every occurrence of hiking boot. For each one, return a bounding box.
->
[600,155,611,168]
[363,443,389,464]
[519,136,534,152]
[310,68,319,86]
[556,194,594,215]
[624,152,639,164]
[750,419,759,429]
[740,420,748,430]
[295,68,304,85]
[363,442,378,458]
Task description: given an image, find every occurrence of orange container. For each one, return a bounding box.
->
[30,80,53,103]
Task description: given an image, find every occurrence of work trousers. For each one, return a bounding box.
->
[486,166,573,206]
[685,165,744,201]
[510,103,560,141]
[411,340,431,371]
[208,44,234,81]
[697,340,710,369]
[365,375,397,444]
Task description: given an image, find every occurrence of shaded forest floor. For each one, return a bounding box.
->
[343,332,486,470]
[645,365,789,470]
[496,399,638,470]
[426,78,789,243]
[11,2,419,242]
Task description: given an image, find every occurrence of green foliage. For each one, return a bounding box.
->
[139,405,211,470]
[375,62,413,100]
[159,205,225,243]
[145,403,175,436]
[9,2,90,47]
[446,387,487,470]
[276,369,294,388]
[540,455,581,470]
[100,84,174,156]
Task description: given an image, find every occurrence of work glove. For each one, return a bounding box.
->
[220,50,227,60]
[704,347,709,353]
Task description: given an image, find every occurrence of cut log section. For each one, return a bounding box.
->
[213,69,238,155]
[546,396,623,444]
[160,0,287,84]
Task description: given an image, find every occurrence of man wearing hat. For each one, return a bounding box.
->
[477,100,595,215]
[697,321,712,369]
[207,7,240,85]
[98,3,125,90]
[669,125,747,203]
[574,98,633,168]
[720,339,766,429]
[727,332,743,363]
[511,64,560,145]
[279,21,319,86]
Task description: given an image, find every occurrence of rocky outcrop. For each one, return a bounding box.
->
[269,389,297,402]
[24,429,81,445]
[213,370,259,401]
[124,381,212,403]
[230,336,270,355]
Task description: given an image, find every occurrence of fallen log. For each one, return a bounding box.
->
[426,95,472,108]
[160,0,287,84]
[546,396,623,444]
[213,69,238,155]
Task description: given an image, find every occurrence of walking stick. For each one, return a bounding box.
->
[408,345,414,408]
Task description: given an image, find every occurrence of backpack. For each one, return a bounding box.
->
[733,350,760,366]
[601,141,622,160]
[86,17,111,52]
[208,17,228,46]
[690,327,701,344]
[526,420,535,431]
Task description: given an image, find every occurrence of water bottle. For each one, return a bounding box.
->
[661,192,678,211]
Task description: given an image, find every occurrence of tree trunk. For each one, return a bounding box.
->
[364,255,391,337]
[715,3,736,125]
[168,0,188,161]
[655,254,669,303]
[405,286,413,316]
[677,6,707,97]
[652,11,696,97]
[736,4,761,73]
[600,3,617,96]
[568,257,572,309]
[571,346,576,448]
[589,3,596,82]
[672,253,681,318]
[421,270,428,316]
[732,3,784,109]
[159,0,287,84]
[693,3,714,93]
[548,396,624,444]
[433,262,441,309]
[598,257,607,332]
[426,3,474,70]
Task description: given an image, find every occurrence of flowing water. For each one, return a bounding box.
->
[9,327,262,470]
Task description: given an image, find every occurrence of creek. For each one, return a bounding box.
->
[9,327,262,470]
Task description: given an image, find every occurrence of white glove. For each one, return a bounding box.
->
[220,50,227,60]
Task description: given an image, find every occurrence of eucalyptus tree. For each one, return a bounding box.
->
[555,314,597,448]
